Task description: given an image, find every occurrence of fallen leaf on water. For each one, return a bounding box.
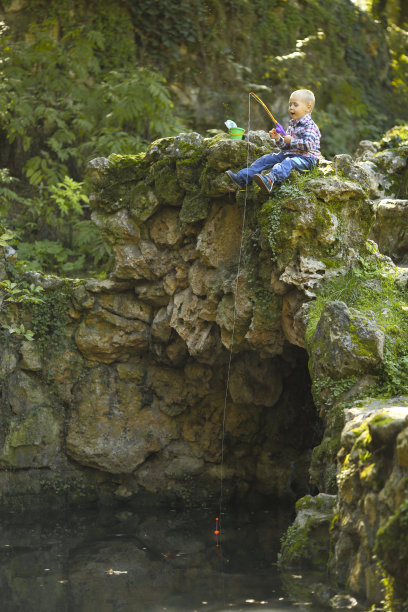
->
[106,569,128,575]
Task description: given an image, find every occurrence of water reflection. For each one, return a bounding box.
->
[0,505,330,611]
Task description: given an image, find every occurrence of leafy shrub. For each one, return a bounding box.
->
[0,15,185,276]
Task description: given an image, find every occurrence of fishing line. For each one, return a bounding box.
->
[217,93,253,545]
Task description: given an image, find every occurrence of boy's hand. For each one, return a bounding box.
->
[283,134,292,144]
[269,129,280,141]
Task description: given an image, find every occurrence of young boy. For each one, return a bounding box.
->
[226,89,321,194]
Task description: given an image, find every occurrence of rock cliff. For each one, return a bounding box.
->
[0,125,408,608]
[277,125,408,610]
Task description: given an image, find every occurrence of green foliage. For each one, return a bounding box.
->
[0,279,44,305]
[49,177,88,214]
[0,226,17,248]
[0,174,112,275]
[0,12,186,276]
[387,24,408,103]
[127,0,203,63]
[121,0,408,158]
[17,240,85,275]
[366,0,408,28]
[0,169,28,214]
[312,376,357,406]
[0,274,44,342]
[378,347,408,396]
[258,199,282,260]
[72,220,111,270]
[2,323,35,342]
[32,288,70,356]
[279,522,308,559]
[0,0,406,276]
[0,20,185,177]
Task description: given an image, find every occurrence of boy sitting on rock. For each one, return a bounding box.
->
[226,89,321,194]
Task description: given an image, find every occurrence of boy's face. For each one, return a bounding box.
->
[288,94,312,120]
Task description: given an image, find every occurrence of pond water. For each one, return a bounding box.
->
[0,504,342,612]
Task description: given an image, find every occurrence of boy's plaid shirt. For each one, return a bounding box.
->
[277,113,321,162]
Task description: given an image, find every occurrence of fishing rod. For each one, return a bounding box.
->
[249,92,287,136]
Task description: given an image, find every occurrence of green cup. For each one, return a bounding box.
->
[229,127,245,140]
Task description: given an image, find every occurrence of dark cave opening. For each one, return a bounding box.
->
[222,343,324,507]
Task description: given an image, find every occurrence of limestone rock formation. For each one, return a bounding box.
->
[1,130,345,508]
[278,126,408,609]
[0,125,408,608]
[332,398,408,607]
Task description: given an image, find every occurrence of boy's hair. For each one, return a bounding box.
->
[291,89,315,110]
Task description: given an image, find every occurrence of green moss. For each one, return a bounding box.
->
[176,156,206,190]
[306,253,408,397]
[250,284,282,320]
[258,198,284,261]
[127,181,160,221]
[368,414,394,427]
[280,522,309,561]
[154,165,185,204]
[279,503,332,569]
[380,125,408,147]
[258,163,371,267]
[374,497,408,607]
[32,287,70,358]
[87,155,148,204]
[1,407,61,468]
[108,152,146,174]
[295,494,333,513]
[350,422,369,439]
[359,462,375,481]
[350,426,372,455]
[319,257,344,269]
[180,191,210,223]
[348,318,379,359]
[330,512,340,531]
[176,141,207,164]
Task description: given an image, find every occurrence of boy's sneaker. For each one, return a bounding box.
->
[226,170,246,189]
[254,174,274,194]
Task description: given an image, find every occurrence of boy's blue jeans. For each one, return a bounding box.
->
[235,152,315,184]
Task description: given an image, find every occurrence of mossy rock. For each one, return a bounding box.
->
[205,138,268,171]
[145,132,205,164]
[90,181,132,213]
[374,497,408,606]
[87,155,148,212]
[176,157,206,191]
[180,191,211,223]
[154,165,185,205]
[310,434,342,493]
[128,181,160,222]
[304,177,365,202]
[0,406,63,468]
[279,493,336,569]
[258,188,352,268]
[107,153,147,184]
[368,411,407,449]
[308,301,385,381]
